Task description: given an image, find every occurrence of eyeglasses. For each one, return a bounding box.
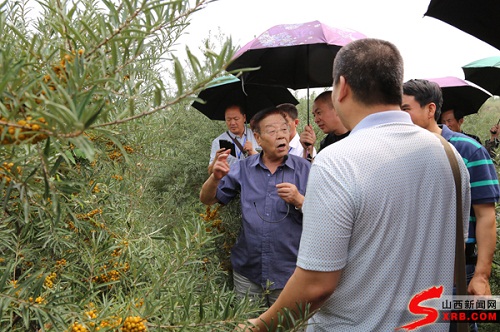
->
[263,126,289,137]
[253,166,290,223]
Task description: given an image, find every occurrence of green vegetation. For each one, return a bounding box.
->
[0,1,499,331]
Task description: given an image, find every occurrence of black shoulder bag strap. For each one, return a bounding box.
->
[435,133,468,332]
[226,131,247,157]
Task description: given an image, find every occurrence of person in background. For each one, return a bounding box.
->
[200,107,311,308]
[403,82,500,291]
[402,79,499,332]
[440,108,482,144]
[208,105,259,174]
[240,38,471,332]
[299,91,349,155]
[276,103,316,160]
[484,121,500,160]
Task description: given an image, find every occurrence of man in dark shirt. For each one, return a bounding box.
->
[200,107,311,307]
[440,108,482,144]
[300,91,350,154]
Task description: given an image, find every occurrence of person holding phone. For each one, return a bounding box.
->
[208,105,260,174]
[484,119,500,160]
[201,107,311,308]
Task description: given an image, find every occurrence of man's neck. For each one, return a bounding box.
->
[229,128,245,137]
[261,153,285,174]
[330,128,348,136]
[428,122,442,135]
[345,103,401,130]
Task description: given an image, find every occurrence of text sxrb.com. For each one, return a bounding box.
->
[396,286,500,330]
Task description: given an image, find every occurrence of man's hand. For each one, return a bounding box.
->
[276,183,303,208]
[244,141,258,156]
[235,319,259,331]
[300,125,316,153]
[201,150,231,205]
[212,150,231,180]
[490,124,499,140]
[208,148,229,174]
[468,274,491,296]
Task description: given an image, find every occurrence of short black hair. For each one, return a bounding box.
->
[314,91,333,107]
[333,38,403,106]
[276,103,298,120]
[441,108,464,121]
[403,79,443,121]
[225,104,245,115]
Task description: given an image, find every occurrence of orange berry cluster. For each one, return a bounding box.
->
[0,116,48,145]
[123,145,134,154]
[200,205,224,233]
[28,296,45,304]
[99,316,123,329]
[56,258,67,267]
[76,208,102,220]
[85,309,97,320]
[121,316,147,332]
[107,150,123,161]
[67,322,88,332]
[44,272,57,288]
[92,261,130,284]
[134,298,144,308]
[106,142,135,161]
[0,162,22,184]
[112,240,129,257]
[47,51,83,89]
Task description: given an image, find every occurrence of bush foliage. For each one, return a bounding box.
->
[0,0,266,331]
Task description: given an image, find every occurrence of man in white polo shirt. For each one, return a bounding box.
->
[240,38,471,332]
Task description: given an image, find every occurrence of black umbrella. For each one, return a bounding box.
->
[462,56,500,96]
[427,76,492,117]
[191,76,298,121]
[425,0,500,50]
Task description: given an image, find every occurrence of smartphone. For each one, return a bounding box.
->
[219,140,236,157]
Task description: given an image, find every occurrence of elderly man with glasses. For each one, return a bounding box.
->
[200,107,311,307]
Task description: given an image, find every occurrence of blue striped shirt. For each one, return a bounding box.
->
[441,125,500,243]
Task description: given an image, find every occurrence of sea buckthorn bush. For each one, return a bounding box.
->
[0,0,266,331]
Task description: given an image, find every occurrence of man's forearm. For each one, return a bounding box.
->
[249,268,340,331]
[200,174,220,205]
[473,204,497,279]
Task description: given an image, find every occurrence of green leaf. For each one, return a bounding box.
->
[84,103,104,129]
[173,56,184,95]
[76,85,97,120]
[154,86,162,107]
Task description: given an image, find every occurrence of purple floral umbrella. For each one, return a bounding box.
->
[226,20,366,123]
[227,20,366,90]
[427,76,492,117]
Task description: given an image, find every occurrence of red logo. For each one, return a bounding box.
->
[396,285,443,331]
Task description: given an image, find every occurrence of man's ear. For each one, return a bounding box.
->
[458,118,464,126]
[427,103,436,120]
[254,131,261,145]
[336,76,348,102]
[294,118,299,126]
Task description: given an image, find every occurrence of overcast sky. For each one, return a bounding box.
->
[177,0,499,84]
